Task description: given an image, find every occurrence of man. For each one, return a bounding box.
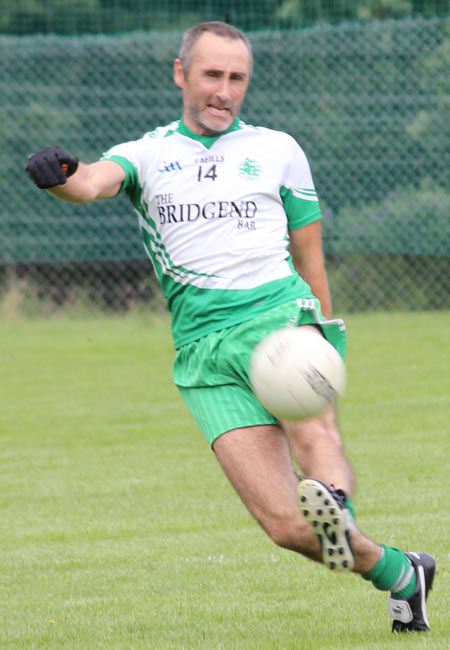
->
[25,21,435,632]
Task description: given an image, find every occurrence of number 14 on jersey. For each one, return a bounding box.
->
[197,164,218,182]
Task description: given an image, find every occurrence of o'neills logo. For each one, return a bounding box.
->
[157,200,258,224]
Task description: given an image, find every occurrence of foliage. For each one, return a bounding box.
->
[0,0,448,34]
[324,179,450,256]
[327,253,450,311]
[322,179,450,311]
[405,31,450,189]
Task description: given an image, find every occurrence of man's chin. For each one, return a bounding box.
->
[199,115,234,136]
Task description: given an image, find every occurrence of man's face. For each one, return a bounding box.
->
[174,32,251,135]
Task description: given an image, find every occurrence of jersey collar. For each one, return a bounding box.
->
[177,118,242,149]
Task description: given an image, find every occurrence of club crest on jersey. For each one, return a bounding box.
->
[238,158,262,180]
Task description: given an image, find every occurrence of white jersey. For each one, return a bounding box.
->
[102,119,322,348]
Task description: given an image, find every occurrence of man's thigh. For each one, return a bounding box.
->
[212,425,304,539]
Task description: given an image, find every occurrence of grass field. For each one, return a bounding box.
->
[1,311,449,649]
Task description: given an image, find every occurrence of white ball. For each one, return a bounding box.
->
[249,327,346,421]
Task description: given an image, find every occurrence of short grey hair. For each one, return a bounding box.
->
[178,21,253,74]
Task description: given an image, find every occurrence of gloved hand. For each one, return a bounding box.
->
[25,146,79,189]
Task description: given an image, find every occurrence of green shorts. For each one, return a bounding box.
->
[174,298,347,446]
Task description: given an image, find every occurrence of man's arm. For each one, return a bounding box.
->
[289,220,333,319]
[50,160,126,203]
[26,146,126,203]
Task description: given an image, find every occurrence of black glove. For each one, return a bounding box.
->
[25,146,79,189]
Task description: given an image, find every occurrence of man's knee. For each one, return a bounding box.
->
[283,408,346,455]
[261,510,317,555]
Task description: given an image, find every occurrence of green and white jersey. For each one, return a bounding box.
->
[102,118,322,348]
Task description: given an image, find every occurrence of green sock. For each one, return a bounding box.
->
[344,496,356,521]
[362,545,417,599]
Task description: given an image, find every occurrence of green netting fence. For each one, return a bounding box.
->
[1,0,449,33]
[1,9,449,313]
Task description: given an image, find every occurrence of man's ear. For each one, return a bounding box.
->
[174,59,185,89]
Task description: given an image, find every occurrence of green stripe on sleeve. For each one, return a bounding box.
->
[280,186,322,230]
